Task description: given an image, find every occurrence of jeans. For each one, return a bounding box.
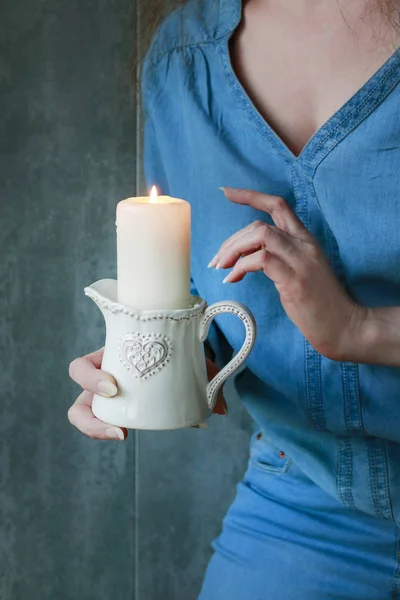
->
[199,431,400,600]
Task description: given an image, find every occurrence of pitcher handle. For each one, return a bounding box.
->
[198,301,257,411]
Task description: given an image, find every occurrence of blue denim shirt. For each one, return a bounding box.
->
[143,0,400,523]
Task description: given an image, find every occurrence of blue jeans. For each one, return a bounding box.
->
[199,431,400,600]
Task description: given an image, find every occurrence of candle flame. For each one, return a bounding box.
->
[150,185,158,204]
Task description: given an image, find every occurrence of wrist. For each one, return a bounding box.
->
[340,305,388,364]
[347,306,377,363]
[354,306,400,366]
[329,303,372,363]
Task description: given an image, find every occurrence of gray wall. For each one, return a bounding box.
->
[0,1,252,599]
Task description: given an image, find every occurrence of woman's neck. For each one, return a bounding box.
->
[244,0,395,29]
[232,0,400,156]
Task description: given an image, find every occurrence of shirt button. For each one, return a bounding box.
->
[256,433,262,440]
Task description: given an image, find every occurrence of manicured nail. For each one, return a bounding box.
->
[105,427,125,441]
[215,262,221,270]
[208,256,218,268]
[219,186,226,192]
[97,380,118,397]
[222,275,230,284]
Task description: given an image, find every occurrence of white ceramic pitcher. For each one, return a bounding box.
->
[84,279,257,430]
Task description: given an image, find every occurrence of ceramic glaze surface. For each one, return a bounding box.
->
[85,279,257,430]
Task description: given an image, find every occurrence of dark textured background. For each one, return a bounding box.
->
[0,1,252,598]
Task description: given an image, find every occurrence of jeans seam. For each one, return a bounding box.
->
[337,437,355,507]
[309,54,400,175]
[251,457,293,475]
[305,339,325,431]
[368,439,394,521]
[291,171,326,433]
[391,530,400,599]
[291,164,309,228]
[342,362,365,436]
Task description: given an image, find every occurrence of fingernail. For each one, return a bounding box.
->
[208,258,217,268]
[219,186,226,192]
[105,427,125,441]
[215,262,221,270]
[97,380,118,397]
[223,404,229,416]
[222,275,230,284]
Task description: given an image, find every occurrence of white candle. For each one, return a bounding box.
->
[116,186,191,310]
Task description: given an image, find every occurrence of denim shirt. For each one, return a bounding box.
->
[142,0,400,523]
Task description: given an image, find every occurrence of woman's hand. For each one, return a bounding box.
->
[206,357,228,416]
[68,350,227,439]
[68,348,127,441]
[210,187,367,361]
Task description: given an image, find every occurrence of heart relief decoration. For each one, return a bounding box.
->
[119,332,172,379]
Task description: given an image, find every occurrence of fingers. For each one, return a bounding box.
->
[213,395,228,416]
[208,221,265,268]
[82,347,104,369]
[213,223,297,270]
[68,390,127,441]
[221,187,309,238]
[69,348,118,397]
[223,249,293,284]
[206,357,228,416]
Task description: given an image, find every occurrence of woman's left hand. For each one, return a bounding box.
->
[209,187,368,361]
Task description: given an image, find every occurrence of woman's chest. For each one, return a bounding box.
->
[229,3,400,156]
[162,91,400,307]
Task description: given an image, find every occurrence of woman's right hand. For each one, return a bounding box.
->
[68,348,127,441]
[68,349,227,439]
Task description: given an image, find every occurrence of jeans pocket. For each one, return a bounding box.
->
[250,431,292,474]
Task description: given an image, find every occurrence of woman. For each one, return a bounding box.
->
[68,0,400,597]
